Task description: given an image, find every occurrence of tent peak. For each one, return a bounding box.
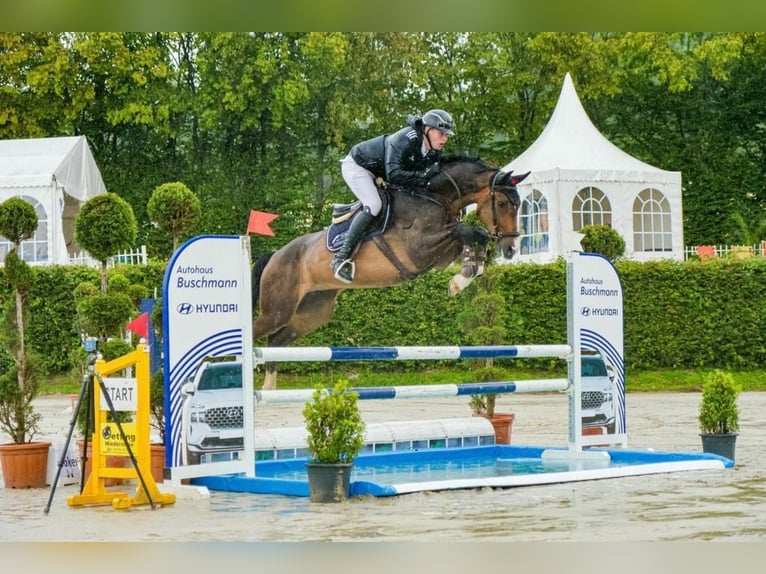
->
[505,73,674,175]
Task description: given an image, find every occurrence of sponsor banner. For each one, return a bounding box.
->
[162,236,253,471]
[99,422,137,456]
[568,252,626,437]
[46,440,81,486]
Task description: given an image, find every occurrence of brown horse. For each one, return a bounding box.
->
[252,155,529,388]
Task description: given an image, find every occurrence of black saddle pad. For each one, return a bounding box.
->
[326,191,392,252]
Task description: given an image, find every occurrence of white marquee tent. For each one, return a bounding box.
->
[503,73,684,263]
[0,136,106,265]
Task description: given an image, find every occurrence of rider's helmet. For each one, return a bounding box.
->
[422,109,455,136]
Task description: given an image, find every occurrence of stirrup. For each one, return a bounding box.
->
[333,258,355,284]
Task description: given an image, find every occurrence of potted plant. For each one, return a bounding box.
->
[0,198,51,488]
[302,379,366,502]
[699,370,741,462]
[468,365,515,445]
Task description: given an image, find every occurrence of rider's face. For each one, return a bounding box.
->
[425,127,450,151]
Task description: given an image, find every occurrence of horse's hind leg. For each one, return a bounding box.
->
[260,290,343,390]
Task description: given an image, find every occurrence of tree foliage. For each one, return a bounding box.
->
[579,224,626,261]
[699,370,740,434]
[2,32,766,259]
[74,193,137,293]
[147,181,200,253]
[302,379,365,464]
[0,197,38,247]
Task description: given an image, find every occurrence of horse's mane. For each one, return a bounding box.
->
[440,154,495,173]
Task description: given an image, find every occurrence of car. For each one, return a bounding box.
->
[180,360,245,465]
[580,352,617,434]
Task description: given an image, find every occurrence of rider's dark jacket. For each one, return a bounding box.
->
[350,115,441,189]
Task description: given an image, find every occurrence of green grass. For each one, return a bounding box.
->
[42,365,766,396]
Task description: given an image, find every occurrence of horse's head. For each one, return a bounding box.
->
[474,169,530,259]
[430,156,530,259]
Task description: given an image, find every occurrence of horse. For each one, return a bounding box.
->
[252,155,529,389]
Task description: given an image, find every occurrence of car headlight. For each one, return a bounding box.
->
[190,408,206,423]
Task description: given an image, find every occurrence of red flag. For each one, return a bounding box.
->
[126,312,149,339]
[247,210,278,236]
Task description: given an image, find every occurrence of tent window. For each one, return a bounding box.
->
[573,186,611,230]
[633,188,672,252]
[519,189,549,255]
[0,196,49,264]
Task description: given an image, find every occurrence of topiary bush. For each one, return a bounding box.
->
[302,379,365,464]
[580,224,626,261]
[699,370,741,435]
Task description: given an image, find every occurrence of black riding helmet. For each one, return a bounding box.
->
[422,109,455,136]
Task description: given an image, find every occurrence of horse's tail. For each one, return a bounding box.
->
[252,252,275,311]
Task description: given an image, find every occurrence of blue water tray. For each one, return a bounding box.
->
[191,444,732,498]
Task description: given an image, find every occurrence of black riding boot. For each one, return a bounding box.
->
[331,207,375,284]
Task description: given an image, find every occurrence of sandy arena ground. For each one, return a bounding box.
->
[1,391,765,543]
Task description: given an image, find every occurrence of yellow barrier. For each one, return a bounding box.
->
[67,344,175,510]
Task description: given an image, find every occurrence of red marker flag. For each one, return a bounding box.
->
[126,312,149,339]
[247,210,278,236]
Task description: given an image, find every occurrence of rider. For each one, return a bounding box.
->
[331,109,455,284]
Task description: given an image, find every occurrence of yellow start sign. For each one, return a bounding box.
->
[67,344,176,510]
[99,422,137,456]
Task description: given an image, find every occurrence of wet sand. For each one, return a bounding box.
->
[2,391,765,542]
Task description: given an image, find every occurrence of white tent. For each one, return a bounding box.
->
[0,136,106,265]
[503,73,684,263]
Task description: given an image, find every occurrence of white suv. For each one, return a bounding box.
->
[580,352,617,433]
[181,360,245,465]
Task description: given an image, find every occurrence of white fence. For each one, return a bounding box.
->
[69,245,148,268]
[683,241,766,261]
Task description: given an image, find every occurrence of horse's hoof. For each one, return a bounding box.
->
[448,273,473,296]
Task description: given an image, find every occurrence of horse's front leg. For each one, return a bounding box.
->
[448,225,491,296]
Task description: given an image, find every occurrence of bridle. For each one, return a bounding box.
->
[488,170,520,241]
[440,170,520,241]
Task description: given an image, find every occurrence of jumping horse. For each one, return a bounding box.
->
[252,155,529,389]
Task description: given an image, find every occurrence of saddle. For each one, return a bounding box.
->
[325,188,393,252]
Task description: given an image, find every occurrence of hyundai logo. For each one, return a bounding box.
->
[177,302,194,315]
[580,307,591,317]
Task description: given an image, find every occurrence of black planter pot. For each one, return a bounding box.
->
[700,432,738,463]
[305,462,353,503]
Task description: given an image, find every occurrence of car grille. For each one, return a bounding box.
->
[581,391,605,410]
[200,437,244,448]
[206,406,244,429]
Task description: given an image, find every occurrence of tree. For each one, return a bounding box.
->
[73,193,137,347]
[147,181,201,253]
[74,193,137,294]
[0,198,42,443]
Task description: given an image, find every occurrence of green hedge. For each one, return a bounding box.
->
[1,257,765,377]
